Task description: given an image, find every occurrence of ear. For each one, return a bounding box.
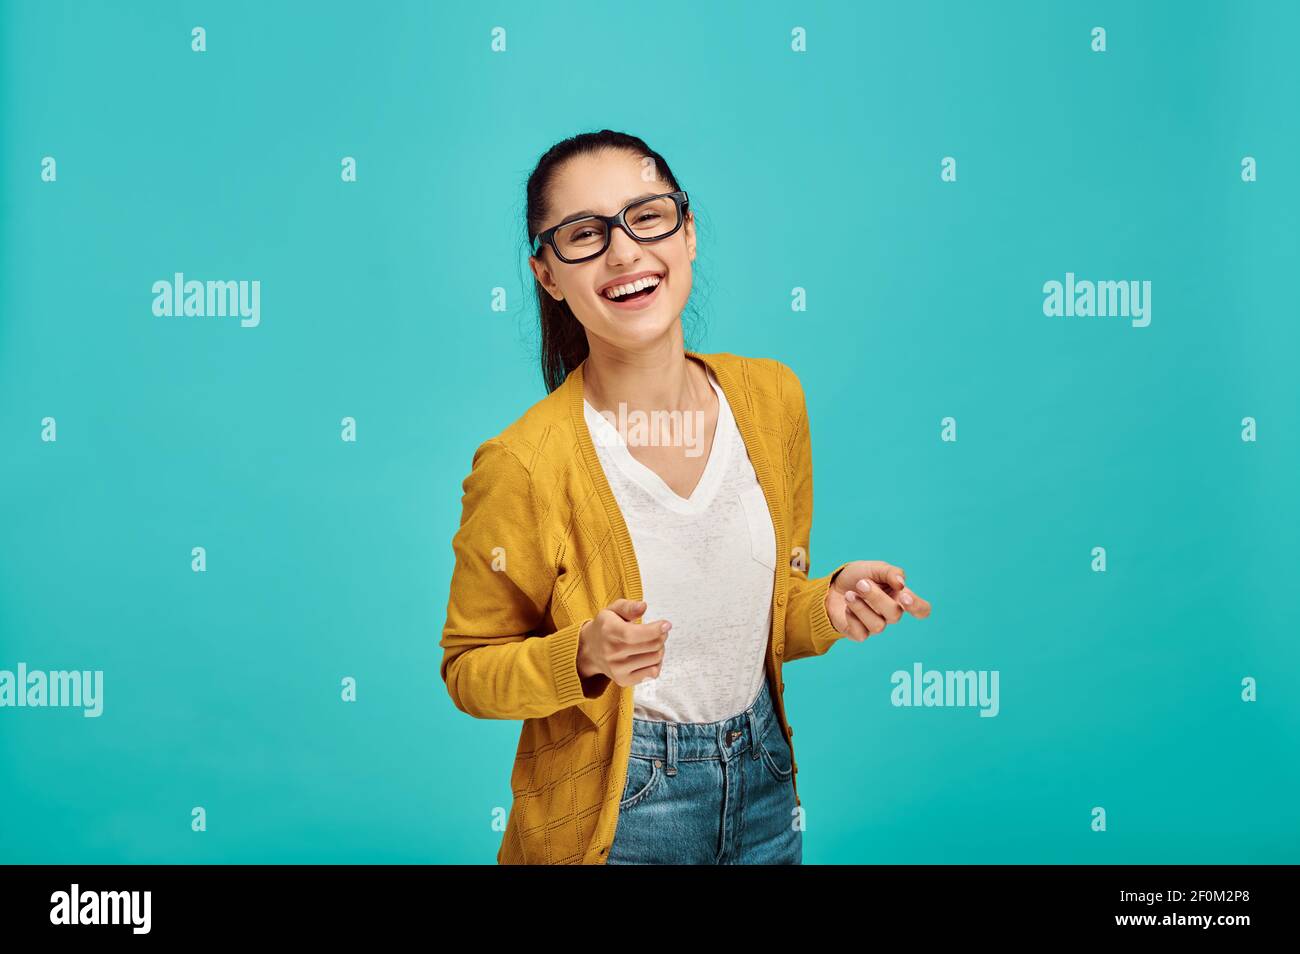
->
[528,252,565,302]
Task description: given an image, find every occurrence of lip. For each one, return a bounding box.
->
[601,273,665,312]
[597,270,664,295]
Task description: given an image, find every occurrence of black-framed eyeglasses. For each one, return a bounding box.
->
[531,190,690,264]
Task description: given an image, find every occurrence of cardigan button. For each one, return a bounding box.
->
[776,592,786,606]
[775,645,783,657]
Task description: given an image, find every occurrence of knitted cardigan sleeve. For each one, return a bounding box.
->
[438,438,606,720]
[778,361,852,662]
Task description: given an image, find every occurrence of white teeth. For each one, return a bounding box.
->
[603,274,662,300]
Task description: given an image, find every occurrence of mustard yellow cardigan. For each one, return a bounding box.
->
[439,349,850,864]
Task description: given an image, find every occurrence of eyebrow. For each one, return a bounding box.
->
[556,193,659,227]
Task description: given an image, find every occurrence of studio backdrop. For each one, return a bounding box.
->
[1,0,1296,863]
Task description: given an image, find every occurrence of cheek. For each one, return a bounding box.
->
[667,257,693,300]
[567,271,603,311]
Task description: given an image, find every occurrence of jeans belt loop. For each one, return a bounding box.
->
[747,705,761,760]
[665,722,678,776]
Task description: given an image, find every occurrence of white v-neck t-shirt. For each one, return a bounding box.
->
[583,365,777,723]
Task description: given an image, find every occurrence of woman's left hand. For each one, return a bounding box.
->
[824,561,931,643]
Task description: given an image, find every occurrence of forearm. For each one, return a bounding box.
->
[441,617,607,720]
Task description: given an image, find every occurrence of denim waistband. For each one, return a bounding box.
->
[627,678,777,772]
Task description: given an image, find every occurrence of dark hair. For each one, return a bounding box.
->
[522,130,707,393]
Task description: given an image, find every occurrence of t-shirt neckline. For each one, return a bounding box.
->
[583,366,732,515]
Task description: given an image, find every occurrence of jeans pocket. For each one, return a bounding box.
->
[738,485,777,572]
[619,754,664,810]
[757,720,794,785]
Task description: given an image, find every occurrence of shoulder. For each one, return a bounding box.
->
[701,350,807,430]
[703,350,801,394]
[465,379,575,487]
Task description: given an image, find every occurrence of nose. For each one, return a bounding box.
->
[605,222,642,265]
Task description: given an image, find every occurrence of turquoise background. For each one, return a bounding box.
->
[2,0,1296,864]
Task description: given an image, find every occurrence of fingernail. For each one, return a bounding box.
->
[661,622,670,632]
[901,592,914,606]
[846,590,857,603]
[857,580,870,593]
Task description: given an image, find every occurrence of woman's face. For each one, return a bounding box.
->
[528,149,695,350]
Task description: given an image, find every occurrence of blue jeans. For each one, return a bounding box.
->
[607,676,803,864]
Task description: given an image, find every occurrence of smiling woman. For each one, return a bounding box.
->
[437,129,932,866]
[523,138,699,393]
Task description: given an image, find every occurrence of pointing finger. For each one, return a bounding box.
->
[891,586,931,618]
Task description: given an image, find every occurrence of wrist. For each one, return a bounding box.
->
[825,566,847,612]
[574,620,609,697]
[575,619,597,678]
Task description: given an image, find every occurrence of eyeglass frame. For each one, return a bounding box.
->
[530,190,691,264]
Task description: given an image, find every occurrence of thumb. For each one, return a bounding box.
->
[609,598,647,622]
[864,562,907,591]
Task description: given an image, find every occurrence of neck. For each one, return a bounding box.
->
[582,335,710,416]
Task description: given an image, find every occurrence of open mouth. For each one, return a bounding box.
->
[602,273,664,308]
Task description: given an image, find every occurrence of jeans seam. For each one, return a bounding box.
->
[714,759,729,864]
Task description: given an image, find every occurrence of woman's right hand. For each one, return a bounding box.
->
[577,599,671,687]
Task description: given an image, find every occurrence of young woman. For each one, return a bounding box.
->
[439,130,932,865]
